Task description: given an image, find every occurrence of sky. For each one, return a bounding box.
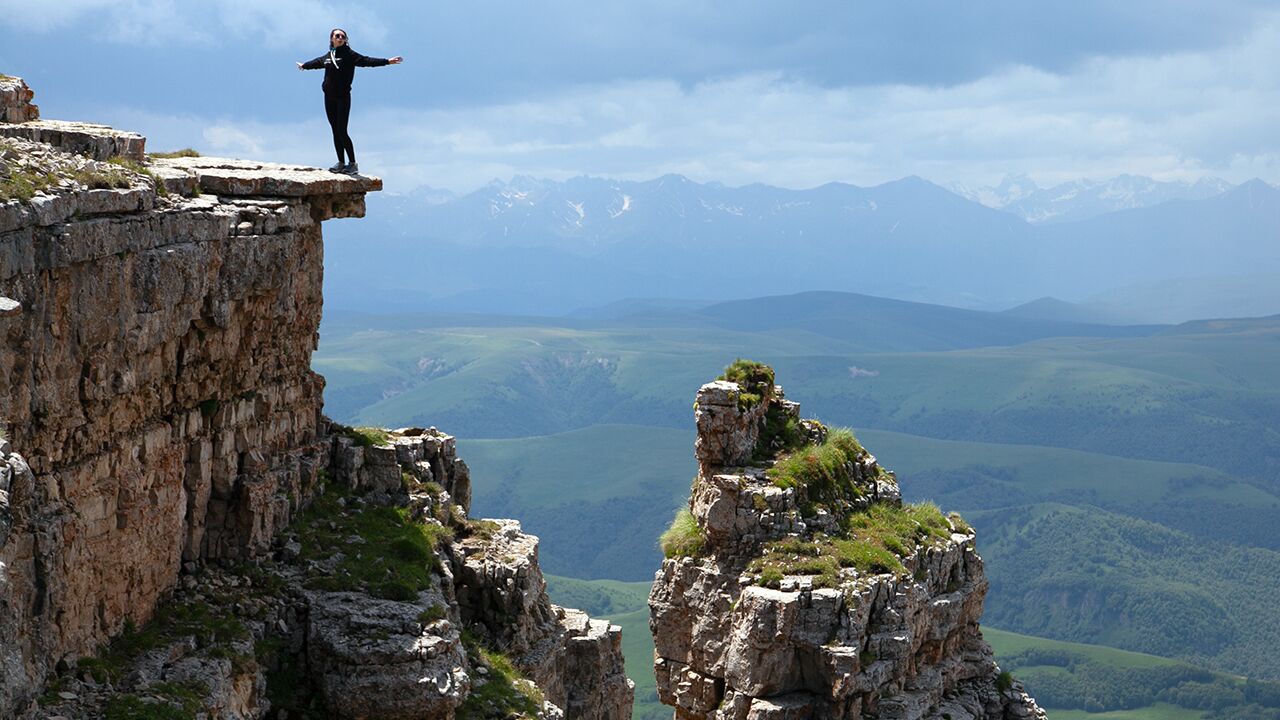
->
[2,0,1277,194]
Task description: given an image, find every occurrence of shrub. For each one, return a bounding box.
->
[659,508,705,558]
[996,671,1014,692]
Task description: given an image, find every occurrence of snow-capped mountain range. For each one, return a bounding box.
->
[325,172,1280,319]
[947,174,1236,223]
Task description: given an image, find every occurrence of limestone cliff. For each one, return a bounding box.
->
[0,76,631,719]
[648,363,1045,719]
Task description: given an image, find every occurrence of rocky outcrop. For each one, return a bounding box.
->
[649,370,1045,720]
[0,129,373,713]
[0,77,631,719]
[305,589,470,720]
[0,76,39,123]
[453,515,633,719]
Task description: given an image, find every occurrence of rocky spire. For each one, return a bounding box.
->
[649,361,1046,719]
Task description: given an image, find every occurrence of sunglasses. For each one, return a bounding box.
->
[332,33,346,39]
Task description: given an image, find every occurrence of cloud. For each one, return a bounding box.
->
[202,124,268,158]
[45,4,1280,194]
[346,17,1280,192]
[0,0,386,48]
[0,0,114,33]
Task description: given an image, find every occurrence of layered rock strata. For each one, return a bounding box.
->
[0,77,632,719]
[649,373,1045,720]
[31,427,632,720]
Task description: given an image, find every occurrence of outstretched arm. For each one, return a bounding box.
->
[352,51,403,67]
[297,54,327,70]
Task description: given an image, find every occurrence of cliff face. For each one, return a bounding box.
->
[649,368,1045,719]
[0,77,631,719]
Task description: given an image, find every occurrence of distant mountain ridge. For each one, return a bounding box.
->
[947,173,1236,224]
[325,173,1280,321]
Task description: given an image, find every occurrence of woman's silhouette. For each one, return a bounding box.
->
[298,28,402,175]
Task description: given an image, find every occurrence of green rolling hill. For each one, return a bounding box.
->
[460,425,695,579]
[314,292,1280,714]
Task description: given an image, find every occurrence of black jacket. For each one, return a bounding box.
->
[301,45,389,93]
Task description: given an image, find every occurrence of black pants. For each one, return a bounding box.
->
[324,90,354,164]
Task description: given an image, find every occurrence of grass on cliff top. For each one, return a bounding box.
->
[768,427,871,514]
[345,425,391,447]
[103,684,204,720]
[717,357,775,409]
[0,142,140,202]
[659,507,705,559]
[107,156,167,196]
[296,481,451,601]
[147,148,201,159]
[75,602,251,686]
[0,166,58,202]
[750,501,955,588]
[457,631,545,720]
[54,599,254,719]
[754,401,810,462]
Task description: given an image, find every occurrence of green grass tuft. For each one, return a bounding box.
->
[68,599,249,719]
[750,501,956,586]
[105,693,198,720]
[147,149,201,159]
[457,632,544,719]
[659,508,705,558]
[106,156,167,196]
[346,425,390,447]
[296,483,450,600]
[718,358,775,409]
[418,604,448,624]
[996,670,1014,692]
[768,427,866,511]
[0,168,58,202]
[754,402,810,461]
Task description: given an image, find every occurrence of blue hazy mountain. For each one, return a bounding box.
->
[324,174,1279,321]
[948,173,1235,224]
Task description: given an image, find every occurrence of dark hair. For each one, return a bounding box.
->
[329,28,349,50]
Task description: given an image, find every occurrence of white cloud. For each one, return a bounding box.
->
[201,124,268,158]
[0,0,114,33]
[0,0,385,48]
[91,10,1280,193]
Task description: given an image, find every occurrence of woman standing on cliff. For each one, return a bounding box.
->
[297,28,402,175]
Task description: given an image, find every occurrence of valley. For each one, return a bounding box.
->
[316,293,1280,718]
